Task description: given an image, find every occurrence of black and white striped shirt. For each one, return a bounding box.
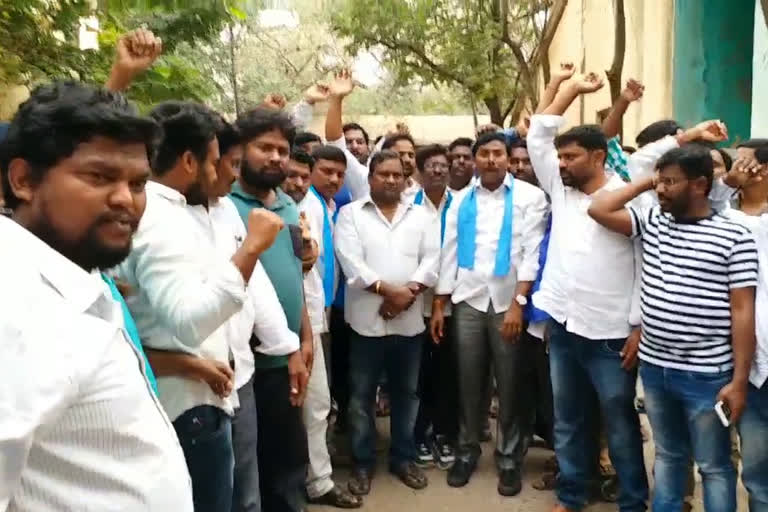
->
[629,205,758,373]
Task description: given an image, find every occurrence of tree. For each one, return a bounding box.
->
[605,0,626,104]
[0,0,241,111]
[331,0,567,126]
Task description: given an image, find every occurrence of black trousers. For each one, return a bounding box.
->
[330,306,351,425]
[414,319,460,443]
[518,330,555,448]
[253,366,308,512]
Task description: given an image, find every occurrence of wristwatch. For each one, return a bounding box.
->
[515,294,528,306]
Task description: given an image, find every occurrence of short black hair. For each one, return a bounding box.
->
[656,144,714,193]
[756,146,768,164]
[343,122,369,144]
[382,133,416,151]
[149,101,219,176]
[416,144,448,172]
[310,145,347,167]
[236,107,296,147]
[472,132,509,156]
[737,138,768,149]
[509,138,528,150]
[554,124,608,161]
[1,81,158,209]
[294,131,322,147]
[448,137,474,152]
[290,148,314,169]
[622,145,637,154]
[636,119,682,148]
[214,114,241,156]
[368,150,402,176]
[714,147,733,171]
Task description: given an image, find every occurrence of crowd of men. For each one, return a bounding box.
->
[1,29,767,512]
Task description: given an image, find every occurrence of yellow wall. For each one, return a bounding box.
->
[545,0,675,146]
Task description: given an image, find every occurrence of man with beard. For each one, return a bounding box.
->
[335,150,440,496]
[433,133,548,496]
[588,145,757,512]
[229,107,314,512]
[115,100,284,512]
[448,137,475,192]
[0,81,193,511]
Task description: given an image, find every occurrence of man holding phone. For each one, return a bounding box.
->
[587,144,758,512]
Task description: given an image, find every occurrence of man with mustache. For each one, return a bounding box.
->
[115,101,283,512]
[448,137,475,192]
[229,107,314,512]
[433,132,548,496]
[335,150,441,496]
[0,81,193,511]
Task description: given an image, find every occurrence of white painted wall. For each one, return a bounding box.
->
[752,0,768,136]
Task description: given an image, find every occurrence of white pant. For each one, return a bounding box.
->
[302,334,334,498]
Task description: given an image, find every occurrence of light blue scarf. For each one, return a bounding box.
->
[413,188,453,247]
[457,180,514,276]
[101,274,158,395]
[309,186,335,307]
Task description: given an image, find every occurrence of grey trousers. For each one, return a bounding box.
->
[232,375,261,512]
[453,302,526,472]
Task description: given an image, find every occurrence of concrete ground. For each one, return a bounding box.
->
[311,416,749,512]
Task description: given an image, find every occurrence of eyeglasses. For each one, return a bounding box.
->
[656,176,689,187]
[424,162,449,171]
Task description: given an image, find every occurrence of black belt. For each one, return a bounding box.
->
[249,333,262,352]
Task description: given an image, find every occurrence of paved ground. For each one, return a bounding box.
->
[311,416,749,512]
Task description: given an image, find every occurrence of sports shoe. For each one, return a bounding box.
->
[415,442,435,468]
[431,435,455,470]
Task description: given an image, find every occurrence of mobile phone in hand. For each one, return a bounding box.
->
[715,400,731,427]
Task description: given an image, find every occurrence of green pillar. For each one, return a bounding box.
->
[673,0,754,141]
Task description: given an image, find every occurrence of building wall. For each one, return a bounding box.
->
[753,0,768,136]
[546,0,676,146]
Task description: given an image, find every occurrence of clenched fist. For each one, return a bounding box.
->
[245,209,285,254]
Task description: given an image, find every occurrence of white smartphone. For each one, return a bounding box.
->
[714,400,731,427]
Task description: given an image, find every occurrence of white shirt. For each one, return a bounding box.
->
[116,181,248,420]
[413,188,454,317]
[437,174,548,314]
[401,179,421,203]
[528,115,641,340]
[298,194,333,334]
[328,136,371,200]
[0,217,192,512]
[724,209,768,387]
[335,197,441,337]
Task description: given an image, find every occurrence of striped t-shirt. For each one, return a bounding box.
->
[629,205,758,373]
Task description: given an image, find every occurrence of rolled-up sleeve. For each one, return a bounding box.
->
[334,206,380,289]
[124,214,247,350]
[410,214,440,287]
[517,189,549,282]
[528,115,566,196]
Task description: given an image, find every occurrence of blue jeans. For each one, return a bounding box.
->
[640,362,736,512]
[739,381,768,512]
[232,376,260,512]
[173,405,234,512]
[548,320,647,512]
[349,331,422,470]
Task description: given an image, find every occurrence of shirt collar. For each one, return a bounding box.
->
[474,173,513,194]
[231,181,293,210]
[0,216,107,314]
[147,180,186,206]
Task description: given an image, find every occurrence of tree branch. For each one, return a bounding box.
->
[605,0,626,104]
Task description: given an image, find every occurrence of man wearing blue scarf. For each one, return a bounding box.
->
[433,132,548,496]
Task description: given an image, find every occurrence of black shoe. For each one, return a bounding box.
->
[431,435,456,470]
[415,441,435,468]
[447,460,475,487]
[390,461,428,490]
[348,468,372,496]
[497,469,522,496]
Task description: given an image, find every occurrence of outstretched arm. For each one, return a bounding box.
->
[543,72,605,116]
[105,29,163,92]
[536,62,575,113]
[602,79,645,138]
[587,175,655,236]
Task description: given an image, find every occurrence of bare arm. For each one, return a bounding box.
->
[536,62,575,113]
[730,287,757,387]
[325,69,355,142]
[543,72,605,116]
[105,29,162,92]
[602,79,645,138]
[587,176,655,236]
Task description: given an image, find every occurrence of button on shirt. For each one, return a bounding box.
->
[414,188,454,317]
[0,217,192,512]
[437,175,549,313]
[528,115,642,340]
[335,198,441,337]
[116,181,248,421]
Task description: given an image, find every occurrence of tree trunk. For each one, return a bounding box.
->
[605,0,626,133]
[228,22,241,116]
[762,0,768,29]
[470,95,479,128]
[484,96,504,126]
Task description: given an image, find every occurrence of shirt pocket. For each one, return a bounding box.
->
[393,224,422,259]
